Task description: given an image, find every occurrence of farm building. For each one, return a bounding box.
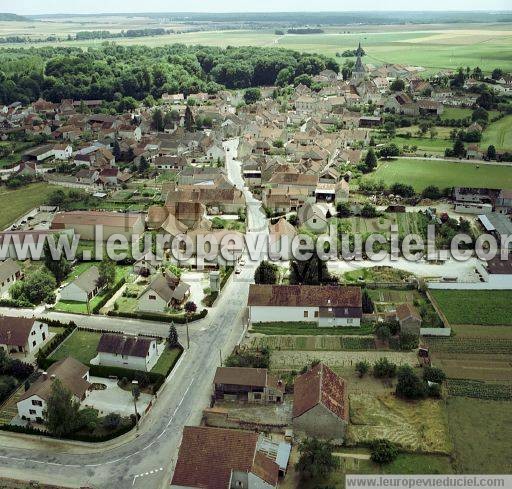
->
[395,303,422,336]
[248,284,362,327]
[292,363,348,443]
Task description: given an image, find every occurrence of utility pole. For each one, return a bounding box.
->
[132,380,140,431]
[219,349,223,366]
[186,315,190,349]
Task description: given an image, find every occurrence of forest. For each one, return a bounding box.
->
[0,43,337,105]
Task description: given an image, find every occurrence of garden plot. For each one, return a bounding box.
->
[270,350,417,372]
[249,335,376,351]
[347,394,452,454]
[432,353,512,382]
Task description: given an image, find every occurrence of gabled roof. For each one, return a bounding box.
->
[396,303,421,322]
[214,367,268,387]
[171,426,279,489]
[19,357,90,402]
[97,333,154,358]
[0,258,21,283]
[293,362,348,421]
[0,317,36,346]
[248,284,361,308]
[70,266,100,294]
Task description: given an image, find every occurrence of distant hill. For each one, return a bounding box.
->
[0,13,28,21]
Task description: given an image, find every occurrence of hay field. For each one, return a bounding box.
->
[347,394,452,454]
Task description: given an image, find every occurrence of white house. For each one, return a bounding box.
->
[17,357,90,423]
[59,266,101,303]
[248,284,362,327]
[0,258,22,296]
[53,144,73,160]
[94,333,160,371]
[206,142,225,162]
[0,317,49,354]
[138,271,190,313]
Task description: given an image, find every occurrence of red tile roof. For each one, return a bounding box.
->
[293,363,348,421]
[172,426,278,489]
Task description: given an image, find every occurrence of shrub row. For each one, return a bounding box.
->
[0,417,136,442]
[0,298,32,308]
[92,277,126,314]
[107,308,208,323]
[36,321,77,368]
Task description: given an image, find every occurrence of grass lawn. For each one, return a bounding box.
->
[439,107,472,121]
[0,182,59,230]
[447,397,512,473]
[151,347,182,375]
[49,329,102,364]
[481,115,512,152]
[251,322,375,336]
[390,136,450,154]
[430,289,512,325]
[362,158,512,192]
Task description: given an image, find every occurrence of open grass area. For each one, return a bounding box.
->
[49,329,102,364]
[347,394,452,454]
[151,347,182,375]
[251,322,375,336]
[439,107,473,121]
[362,158,512,192]
[429,289,512,325]
[481,115,512,152]
[390,136,450,154]
[446,397,512,473]
[0,182,58,230]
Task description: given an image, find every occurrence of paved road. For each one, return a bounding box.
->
[0,138,266,489]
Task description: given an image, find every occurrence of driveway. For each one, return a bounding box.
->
[84,377,153,417]
[181,271,208,306]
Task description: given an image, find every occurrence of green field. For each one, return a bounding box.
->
[390,136,451,155]
[481,115,512,152]
[362,158,512,192]
[151,347,182,375]
[2,22,512,72]
[447,398,512,473]
[430,289,512,326]
[0,183,58,230]
[251,322,375,336]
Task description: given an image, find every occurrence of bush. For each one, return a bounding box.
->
[423,366,446,384]
[370,439,399,465]
[373,358,397,378]
[375,325,391,341]
[103,412,121,430]
[92,277,126,314]
[399,331,419,351]
[107,309,207,323]
[395,365,427,400]
[355,361,370,378]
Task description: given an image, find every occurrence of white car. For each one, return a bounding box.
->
[235,268,242,275]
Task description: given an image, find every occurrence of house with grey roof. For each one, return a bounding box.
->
[59,266,101,303]
[0,259,22,296]
[137,271,191,313]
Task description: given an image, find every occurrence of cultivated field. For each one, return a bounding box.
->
[447,398,512,473]
[433,353,512,382]
[429,289,512,325]
[362,158,512,192]
[249,335,376,351]
[347,394,452,454]
[2,22,512,72]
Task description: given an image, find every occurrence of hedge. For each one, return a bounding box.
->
[0,417,136,442]
[0,298,32,308]
[220,266,234,290]
[107,308,208,323]
[36,321,77,368]
[92,277,126,314]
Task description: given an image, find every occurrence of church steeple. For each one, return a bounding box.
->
[355,42,364,57]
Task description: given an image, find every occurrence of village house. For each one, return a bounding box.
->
[51,211,145,241]
[0,317,48,355]
[171,426,281,489]
[248,285,363,326]
[395,303,422,336]
[17,357,90,424]
[94,333,160,372]
[213,367,284,404]
[138,271,191,313]
[59,266,102,304]
[0,259,22,296]
[292,362,349,443]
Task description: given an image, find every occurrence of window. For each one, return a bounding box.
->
[32,400,42,406]
[347,318,353,324]
[314,311,319,318]
[29,409,36,415]
[149,294,157,300]
[32,341,36,347]
[304,311,309,318]
[254,393,261,400]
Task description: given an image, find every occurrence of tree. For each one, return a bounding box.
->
[97,259,116,289]
[184,301,197,315]
[472,107,489,124]
[383,121,396,138]
[373,358,397,378]
[336,202,351,218]
[395,365,427,399]
[168,322,179,348]
[423,366,446,384]
[295,438,338,480]
[113,140,122,161]
[184,105,195,132]
[453,139,466,158]
[491,68,504,80]
[293,74,313,88]
[370,439,399,465]
[390,183,415,198]
[43,240,71,284]
[152,108,164,131]
[390,78,405,91]
[487,145,497,160]
[378,143,400,159]
[363,148,377,172]
[355,361,370,378]
[47,189,66,206]
[254,261,279,284]
[10,268,56,305]
[44,379,82,436]
[360,203,378,218]
[138,155,149,174]
[243,87,261,104]
[362,289,374,313]
[289,256,336,286]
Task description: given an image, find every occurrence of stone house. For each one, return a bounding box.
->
[395,303,422,336]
